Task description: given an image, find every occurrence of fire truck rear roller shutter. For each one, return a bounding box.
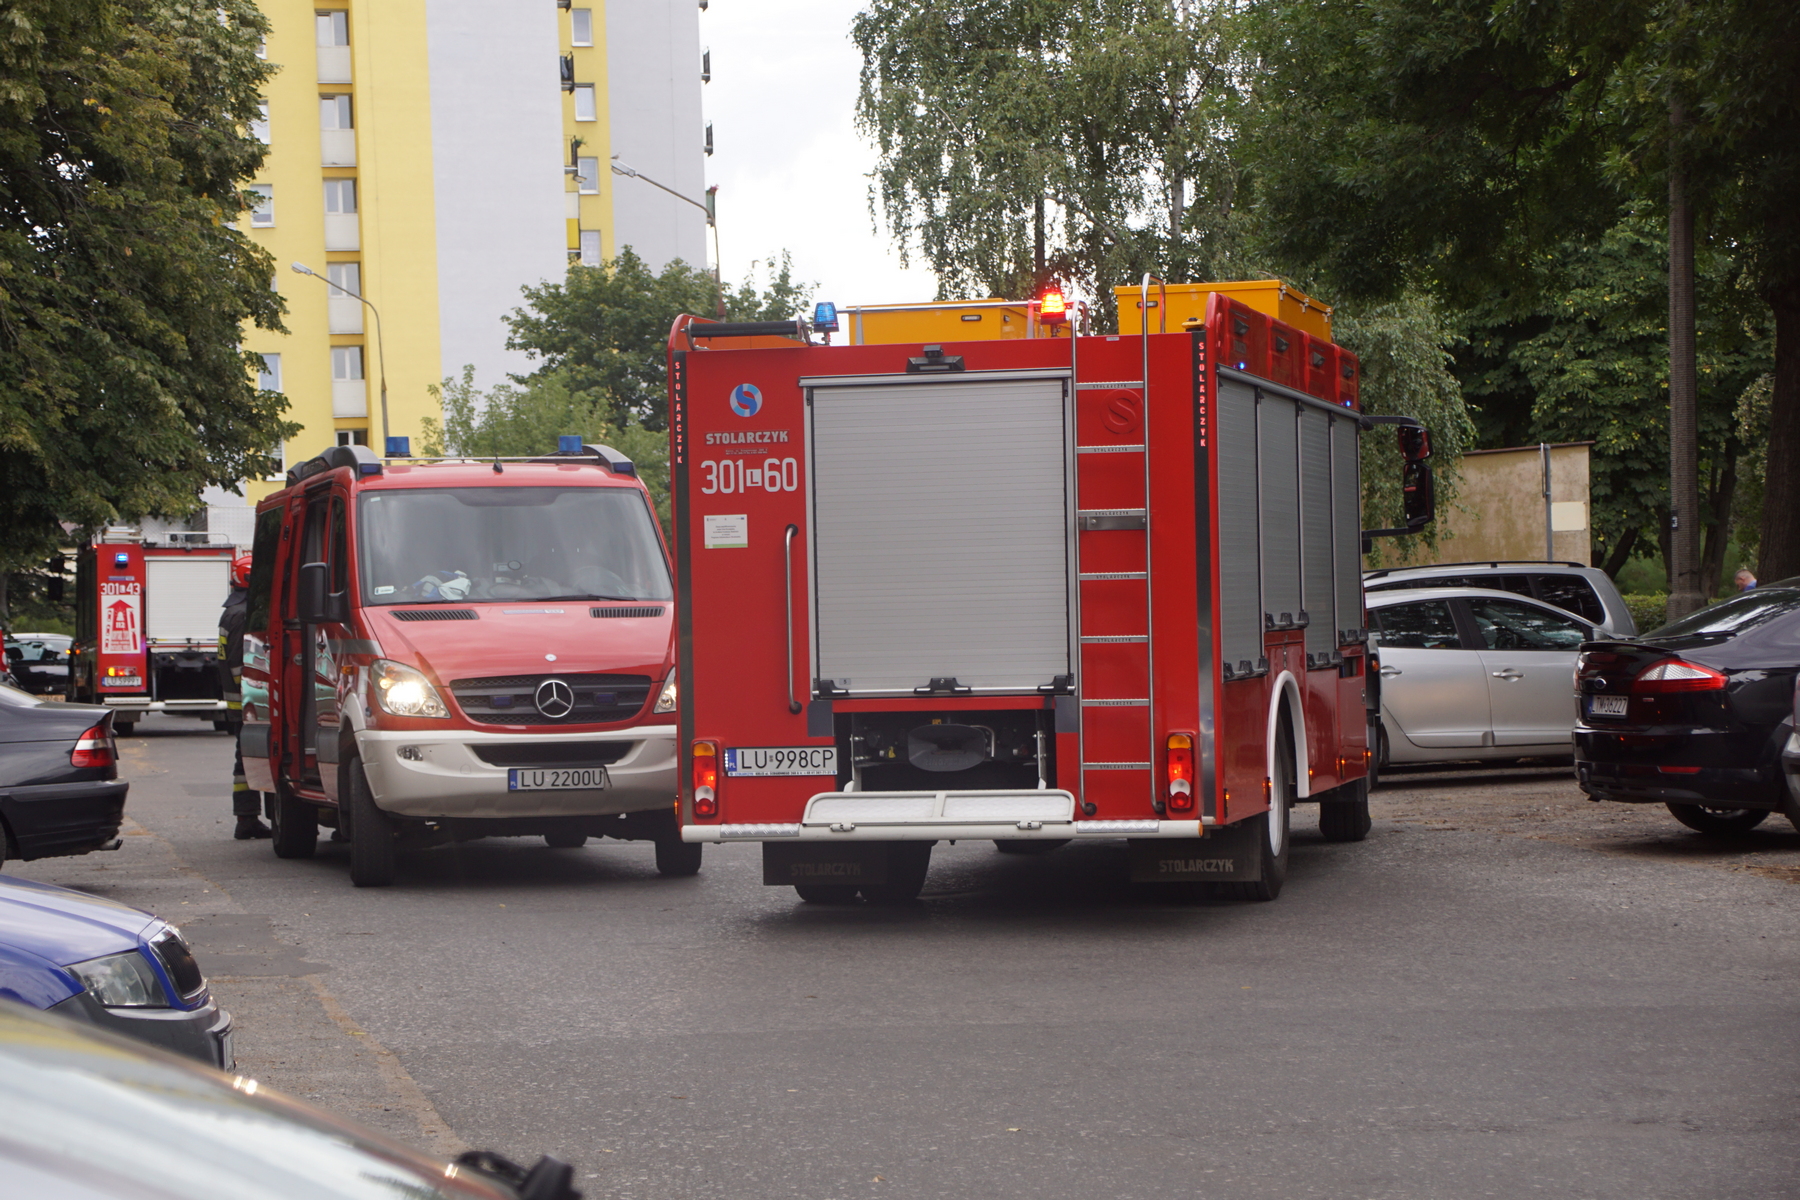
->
[1217,379,1262,677]
[810,378,1071,695]
[144,557,233,644]
[1332,418,1364,645]
[1301,409,1336,661]
[1259,393,1302,633]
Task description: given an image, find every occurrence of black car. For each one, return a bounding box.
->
[1575,584,1800,833]
[0,683,127,865]
[4,632,72,696]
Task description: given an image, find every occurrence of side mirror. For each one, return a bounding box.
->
[296,562,347,624]
[1398,426,1431,461]
[1402,459,1436,531]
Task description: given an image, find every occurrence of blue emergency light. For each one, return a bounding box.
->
[813,301,839,334]
[385,436,410,457]
[559,434,584,453]
[113,552,129,569]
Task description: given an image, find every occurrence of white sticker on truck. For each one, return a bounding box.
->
[704,514,749,549]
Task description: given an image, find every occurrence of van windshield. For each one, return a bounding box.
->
[357,487,672,605]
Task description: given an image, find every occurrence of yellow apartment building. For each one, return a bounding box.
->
[202,0,708,536]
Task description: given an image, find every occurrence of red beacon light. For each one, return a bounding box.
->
[1039,287,1069,327]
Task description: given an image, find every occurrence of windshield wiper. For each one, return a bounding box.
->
[529,593,644,602]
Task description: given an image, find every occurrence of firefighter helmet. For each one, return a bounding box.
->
[231,555,253,588]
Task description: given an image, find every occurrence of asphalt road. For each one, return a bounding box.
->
[13,717,1800,1199]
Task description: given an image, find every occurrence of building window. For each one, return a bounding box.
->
[571,8,593,45]
[576,156,599,195]
[702,48,711,83]
[247,184,274,226]
[320,94,352,129]
[579,230,602,268]
[573,84,596,122]
[704,121,713,156]
[251,102,270,144]
[331,345,364,381]
[257,353,282,392]
[316,10,348,46]
[324,178,357,213]
[336,428,369,447]
[256,35,267,59]
[326,262,361,297]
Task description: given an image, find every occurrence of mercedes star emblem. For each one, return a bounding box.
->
[535,678,575,719]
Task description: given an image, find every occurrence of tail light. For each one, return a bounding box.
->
[1166,733,1195,813]
[71,724,114,769]
[1633,659,1726,694]
[691,740,719,818]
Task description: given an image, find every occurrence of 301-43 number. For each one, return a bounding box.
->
[700,457,798,494]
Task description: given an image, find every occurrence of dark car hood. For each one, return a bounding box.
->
[0,875,153,966]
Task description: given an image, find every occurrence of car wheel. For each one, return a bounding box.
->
[794,885,859,904]
[1319,777,1372,843]
[653,832,703,877]
[544,832,588,849]
[1665,802,1770,836]
[346,753,397,887]
[860,842,933,904]
[269,785,318,860]
[1215,721,1294,901]
[993,839,1070,855]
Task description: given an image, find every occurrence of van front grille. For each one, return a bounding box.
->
[450,673,652,725]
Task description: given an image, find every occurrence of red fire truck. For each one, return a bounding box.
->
[69,531,236,734]
[667,280,1434,902]
[239,441,689,887]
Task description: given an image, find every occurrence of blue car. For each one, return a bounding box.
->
[0,873,232,1067]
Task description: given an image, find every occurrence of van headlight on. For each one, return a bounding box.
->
[653,671,677,714]
[372,660,449,719]
[68,951,169,1008]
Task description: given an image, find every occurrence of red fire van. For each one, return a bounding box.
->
[239,441,689,886]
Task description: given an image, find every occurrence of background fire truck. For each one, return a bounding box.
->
[668,280,1434,903]
[69,531,234,734]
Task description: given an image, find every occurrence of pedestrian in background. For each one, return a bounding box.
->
[219,555,269,839]
[1736,568,1758,592]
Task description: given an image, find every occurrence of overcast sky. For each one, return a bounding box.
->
[698,0,940,310]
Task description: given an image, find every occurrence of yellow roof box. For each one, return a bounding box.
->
[844,299,1040,345]
[1114,280,1334,342]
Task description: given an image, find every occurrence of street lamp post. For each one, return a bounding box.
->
[290,262,392,455]
[610,158,722,314]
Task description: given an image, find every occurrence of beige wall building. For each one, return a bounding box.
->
[1373,443,1592,569]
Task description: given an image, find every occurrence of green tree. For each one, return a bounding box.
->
[505,249,811,431]
[0,0,290,576]
[1246,0,1800,585]
[854,0,1251,316]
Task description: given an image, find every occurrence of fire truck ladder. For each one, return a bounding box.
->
[1073,274,1166,814]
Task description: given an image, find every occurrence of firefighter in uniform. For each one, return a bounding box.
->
[220,555,270,839]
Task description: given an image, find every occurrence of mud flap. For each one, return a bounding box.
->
[763,841,891,887]
[1128,823,1260,884]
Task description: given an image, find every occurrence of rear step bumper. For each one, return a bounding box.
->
[683,789,1208,841]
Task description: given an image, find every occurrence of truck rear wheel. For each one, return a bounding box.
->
[114,720,135,736]
[346,753,397,887]
[654,833,703,877]
[1216,724,1293,902]
[544,832,588,849]
[994,839,1070,855]
[859,842,933,904]
[794,884,859,904]
[269,785,318,860]
[1319,777,1372,843]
